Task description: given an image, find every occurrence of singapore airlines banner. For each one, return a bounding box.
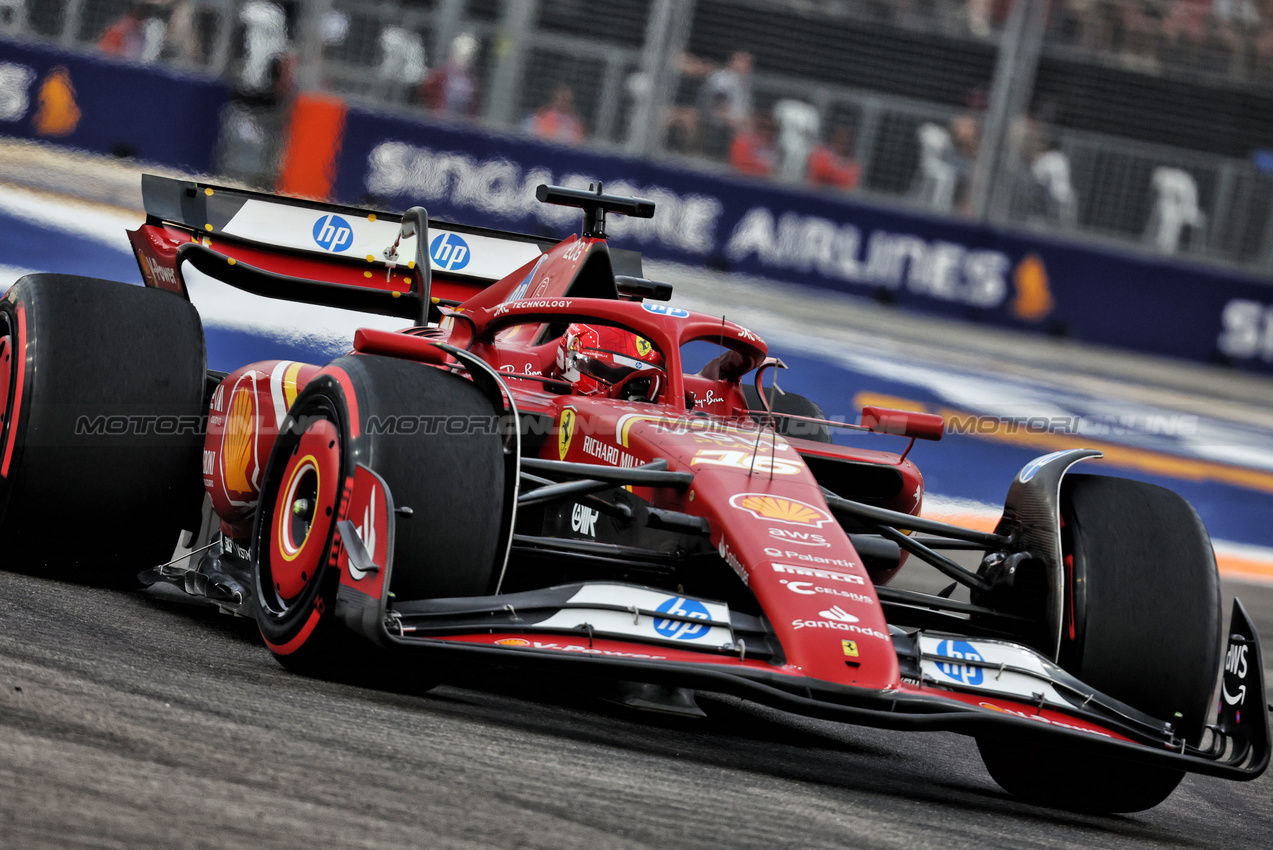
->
[331,106,1273,375]
[0,37,227,174]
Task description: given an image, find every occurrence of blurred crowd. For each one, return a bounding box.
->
[659,50,862,192]
[820,0,1273,77]
[1048,0,1273,77]
[33,0,1243,253]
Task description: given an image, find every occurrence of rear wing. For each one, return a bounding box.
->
[136,175,646,323]
[140,173,553,289]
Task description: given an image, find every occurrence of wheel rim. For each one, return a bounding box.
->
[267,416,341,606]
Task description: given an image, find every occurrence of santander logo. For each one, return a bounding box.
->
[819,605,859,624]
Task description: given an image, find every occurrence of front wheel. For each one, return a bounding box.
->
[251,354,508,677]
[977,474,1222,813]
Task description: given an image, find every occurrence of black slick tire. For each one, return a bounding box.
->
[977,474,1222,813]
[251,353,506,677]
[0,275,206,583]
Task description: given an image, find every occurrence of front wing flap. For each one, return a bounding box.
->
[342,565,1269,781]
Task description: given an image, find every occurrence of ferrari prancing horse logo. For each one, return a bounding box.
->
[558,407,577,461]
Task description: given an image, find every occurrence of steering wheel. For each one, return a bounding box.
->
[607,367,665,403]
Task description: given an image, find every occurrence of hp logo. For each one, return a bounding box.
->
[934,640,985,686]
[653,596,711,641]
[641,303,689,318]
[431,232,471,271]
[312,214,354,252]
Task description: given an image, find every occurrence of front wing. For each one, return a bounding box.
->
[331,470,1268,781]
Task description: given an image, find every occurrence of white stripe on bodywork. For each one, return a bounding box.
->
[219,199,543,282]
[269,360,294,428]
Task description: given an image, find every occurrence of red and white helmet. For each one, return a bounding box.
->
[554,323,665,399]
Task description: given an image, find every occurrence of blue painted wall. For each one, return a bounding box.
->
[0,36,227,174]
[331,106,1273,375]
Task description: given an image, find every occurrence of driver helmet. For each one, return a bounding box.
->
[554,323,665,398]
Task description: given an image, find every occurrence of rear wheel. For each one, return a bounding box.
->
[977,474,1221,812]
[251,354,507,677]
[0,275,205,583]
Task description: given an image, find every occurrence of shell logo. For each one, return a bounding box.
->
[223,383,257,495]
[495,638,530,646]
[729,493,833,527]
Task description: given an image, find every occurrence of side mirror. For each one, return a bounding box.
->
[861,405,944,441]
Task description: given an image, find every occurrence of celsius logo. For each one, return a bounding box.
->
[431,232,471,270]
[312,214,354,252]
[934,639,985,685]
[653,596,711,640]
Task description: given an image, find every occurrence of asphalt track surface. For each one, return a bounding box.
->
[2,147,1273,846]
[1,567,1271,849]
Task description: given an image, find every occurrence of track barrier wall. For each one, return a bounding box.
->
[2,37,1272,377]
[329,104,1273,376]
[0,36,227,175]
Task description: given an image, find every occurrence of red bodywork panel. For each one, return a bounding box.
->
[137,192,930,698]
[204,360,322,539]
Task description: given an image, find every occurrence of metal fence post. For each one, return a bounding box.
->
[625,0,694,156]
[431,0,468,72]
[969,0,1049,224]
[59,0,85,46]
[293,0,334,94]
[484,0,539,129]
[208,0,244,78]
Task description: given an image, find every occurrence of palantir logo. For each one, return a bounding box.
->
[312,214,354,252]
[935,639,985,686]
[431,232,471,271]
[653,596,711,640]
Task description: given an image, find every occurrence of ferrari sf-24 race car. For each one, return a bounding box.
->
[0,176,1266,813]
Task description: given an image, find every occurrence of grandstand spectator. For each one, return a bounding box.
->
[807,126,862,191]
[97,2,163,62]
[524,84,586,145]
[698,50,754,131]
[1161,0,1223,68]
[422,32,479,117]
[163,0,201,65]
[1211,0,1260,53]
[729,111,777,178]
[948,112,980,214]
[696,50,755,161]
[1116,0,1165,71]
[1011,115,1078,227]
[664,51,716,154]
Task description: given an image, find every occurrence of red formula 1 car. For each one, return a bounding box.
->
[0,177,1266,813]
